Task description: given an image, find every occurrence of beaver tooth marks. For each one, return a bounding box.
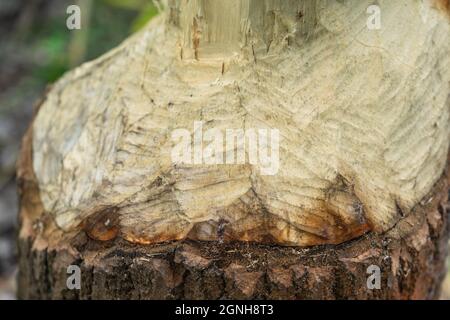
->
[31,1,450,246]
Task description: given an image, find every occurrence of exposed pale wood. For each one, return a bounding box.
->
[27,0,450,247]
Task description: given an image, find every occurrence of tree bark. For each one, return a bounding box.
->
[16,153,450,299]
[17,0,450,299]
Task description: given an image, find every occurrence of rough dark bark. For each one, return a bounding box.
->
[16,188,450,300]
[16,115,450,299]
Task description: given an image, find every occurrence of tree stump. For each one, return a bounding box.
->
[17,0,450,299]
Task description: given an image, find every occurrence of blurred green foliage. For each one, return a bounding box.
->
[32,0,159,83]
[131,4,160,32]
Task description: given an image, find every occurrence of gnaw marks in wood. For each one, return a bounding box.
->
[28,0,450,246]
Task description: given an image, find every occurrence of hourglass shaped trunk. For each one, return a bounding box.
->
[17,0,450,299]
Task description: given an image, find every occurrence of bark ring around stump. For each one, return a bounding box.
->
[17,169,450,299]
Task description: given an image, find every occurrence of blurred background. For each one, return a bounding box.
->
[0,0,449,300]
[0,0,158,299]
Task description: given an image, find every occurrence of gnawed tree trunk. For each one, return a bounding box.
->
[18,0,450,299]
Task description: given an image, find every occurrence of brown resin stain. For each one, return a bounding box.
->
[192,16,201,60]
[120,185,371,247]
[116,177,372,246]
[82,207,120,241]
[435,0,450,15]
[123,232,187,245]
